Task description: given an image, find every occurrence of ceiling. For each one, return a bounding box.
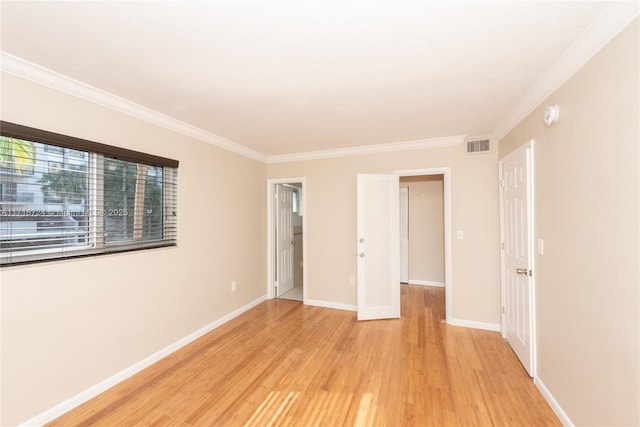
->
[0,1,635,158]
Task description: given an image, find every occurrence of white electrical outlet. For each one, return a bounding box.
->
[349,276,356,286]
[231,281,237,292]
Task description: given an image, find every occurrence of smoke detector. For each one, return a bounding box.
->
[544,105,560,126]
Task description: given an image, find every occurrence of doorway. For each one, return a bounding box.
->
[356,168,452,323]
[396,168,452,323]
[399,175,446,288]
[267,178,306,302]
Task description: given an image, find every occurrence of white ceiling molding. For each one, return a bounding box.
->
[265,135,465,164]
[0,51,269,163]
[491,2,639,142]
[0,50,466,164]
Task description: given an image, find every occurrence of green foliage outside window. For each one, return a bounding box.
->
[0,136,35,174]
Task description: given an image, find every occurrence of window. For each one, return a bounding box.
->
[0,121,178,266]
[0,182,18,202]
[44,144,63,154]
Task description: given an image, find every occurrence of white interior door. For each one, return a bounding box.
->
[357,174,400,320]
[276,185,294,296]
[501,142,534,376]
[399,187,409,283]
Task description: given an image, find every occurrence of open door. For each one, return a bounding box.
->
[276,184,294,297]
[357,174,400,320]
[500,141,535,376]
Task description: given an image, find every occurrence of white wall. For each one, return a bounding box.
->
[0,72,267,426]
[498,18,639,426]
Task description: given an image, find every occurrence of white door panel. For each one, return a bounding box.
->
[357,174,400,320]
[501,142,534,376]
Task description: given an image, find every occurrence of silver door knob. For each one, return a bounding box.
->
[359,252,365,258]
[359,238,364,243]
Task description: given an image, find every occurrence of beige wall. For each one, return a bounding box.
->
[267,145,500,322]
[498,19,639,426]
[0,72,267,425]
[400,175,445,284]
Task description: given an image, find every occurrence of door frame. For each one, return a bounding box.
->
[499,140,536,376]
[394,167,452,324]
[266,177,307,301]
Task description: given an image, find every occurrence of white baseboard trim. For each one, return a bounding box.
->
[407,280,445,287]
[534,377,574,426]
[20,295,267,427]
[448,318,501,332]
[305,299,357,312]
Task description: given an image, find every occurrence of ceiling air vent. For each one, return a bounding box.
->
[466,139,491,154]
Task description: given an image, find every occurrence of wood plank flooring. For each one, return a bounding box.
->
[48,285,560,426]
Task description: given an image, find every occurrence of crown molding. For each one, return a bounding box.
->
[0,51,268,162]
[0,51,464,164]
[492,2,639,142]
[265,135,465,164]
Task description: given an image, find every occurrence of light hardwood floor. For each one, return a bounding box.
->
[48,285,560,426]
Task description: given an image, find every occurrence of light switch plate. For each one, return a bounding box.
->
[537,239,544,255]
